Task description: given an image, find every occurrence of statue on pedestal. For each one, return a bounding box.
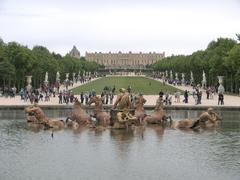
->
[190,71,194,85]
[165,70,168,78]
[170,70,173,81]
[44,72,48,86]
[175,72,179,81]
[217,76,225,94]
[56,72,60,83]
[181,73,185,85]
[73,73,76,83]
[202,71,207,89]
[26,76,32,92]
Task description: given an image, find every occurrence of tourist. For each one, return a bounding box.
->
[80,92,84,104]
[159,90,164,100]
[110,91,114,104]
[45,92,50,102]
[92,89,96,97]
[206,88,210,99]
[39,92,44,101]
[218,92,224,105]
[184,90,188,103]
[53,86,57,97]
[105,93,109,104]
[165,91,169,105]
[20,88,24,100]
[196,89,202,104]
[168,95,172,105]
[209,87,214,99]
[174,91,177,102]
[12,86,17,97]
[112,85,116,94]
[85,92,89,104]
[176,90,181,103]
[58,91,63,104]
[70,92,75,103]
[65,92,70,104]
[101,92,105,104]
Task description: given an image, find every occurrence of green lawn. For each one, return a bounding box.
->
[72,76,181,95]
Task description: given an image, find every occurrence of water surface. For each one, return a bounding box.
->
[0,109,240,180]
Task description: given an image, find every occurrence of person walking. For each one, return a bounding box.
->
[80,92,84,104]
[58,91,63,104]
[184,90,188,103]
[159,90,164,100]
[218,92,224,105]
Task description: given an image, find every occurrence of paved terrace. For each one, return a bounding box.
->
[0,77,239,109]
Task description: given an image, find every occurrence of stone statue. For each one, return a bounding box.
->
[190,71,194,84]
[170,70,173,80]
[78,72,81,81]
[181,73,185,85]
[175,72,178,81]
[202,71,207,89]
[217,76,225,94]
[73,73,76,83]
[26,76,32,92]
[44,72,48,84]
[66,73,69,80]
[56,71,60,82]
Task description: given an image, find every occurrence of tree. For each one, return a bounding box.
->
[236,34,240,42]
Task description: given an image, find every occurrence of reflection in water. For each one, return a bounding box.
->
[0,110,240,180]
[147,124,165,137]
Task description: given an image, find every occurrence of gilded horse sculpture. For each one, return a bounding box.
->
[66,99,91,127]
[144,97,172,125]
[134,94,147,125]
[88,96,110,127]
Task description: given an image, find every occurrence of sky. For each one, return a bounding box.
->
[0,0,239,56]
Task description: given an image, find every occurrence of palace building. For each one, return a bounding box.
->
[68,46,165,69]
[85,51,165,69]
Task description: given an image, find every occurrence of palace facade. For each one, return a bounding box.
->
[85,51,165,69]
[68,46,165,69]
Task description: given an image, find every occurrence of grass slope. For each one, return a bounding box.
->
[72,77,181,95]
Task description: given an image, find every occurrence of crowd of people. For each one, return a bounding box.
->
[153,74,226,106]
[0,74,232,106]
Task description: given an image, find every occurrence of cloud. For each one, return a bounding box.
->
[0,0,239,56]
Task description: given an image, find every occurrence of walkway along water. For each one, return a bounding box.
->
[0,77,239,110]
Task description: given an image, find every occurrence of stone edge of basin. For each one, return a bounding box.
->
[0,105,240,111]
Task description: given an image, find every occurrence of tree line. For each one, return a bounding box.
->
[152,37,240,94]
[0,39,101,91]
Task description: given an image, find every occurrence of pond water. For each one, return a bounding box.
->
[0,109,240,180]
